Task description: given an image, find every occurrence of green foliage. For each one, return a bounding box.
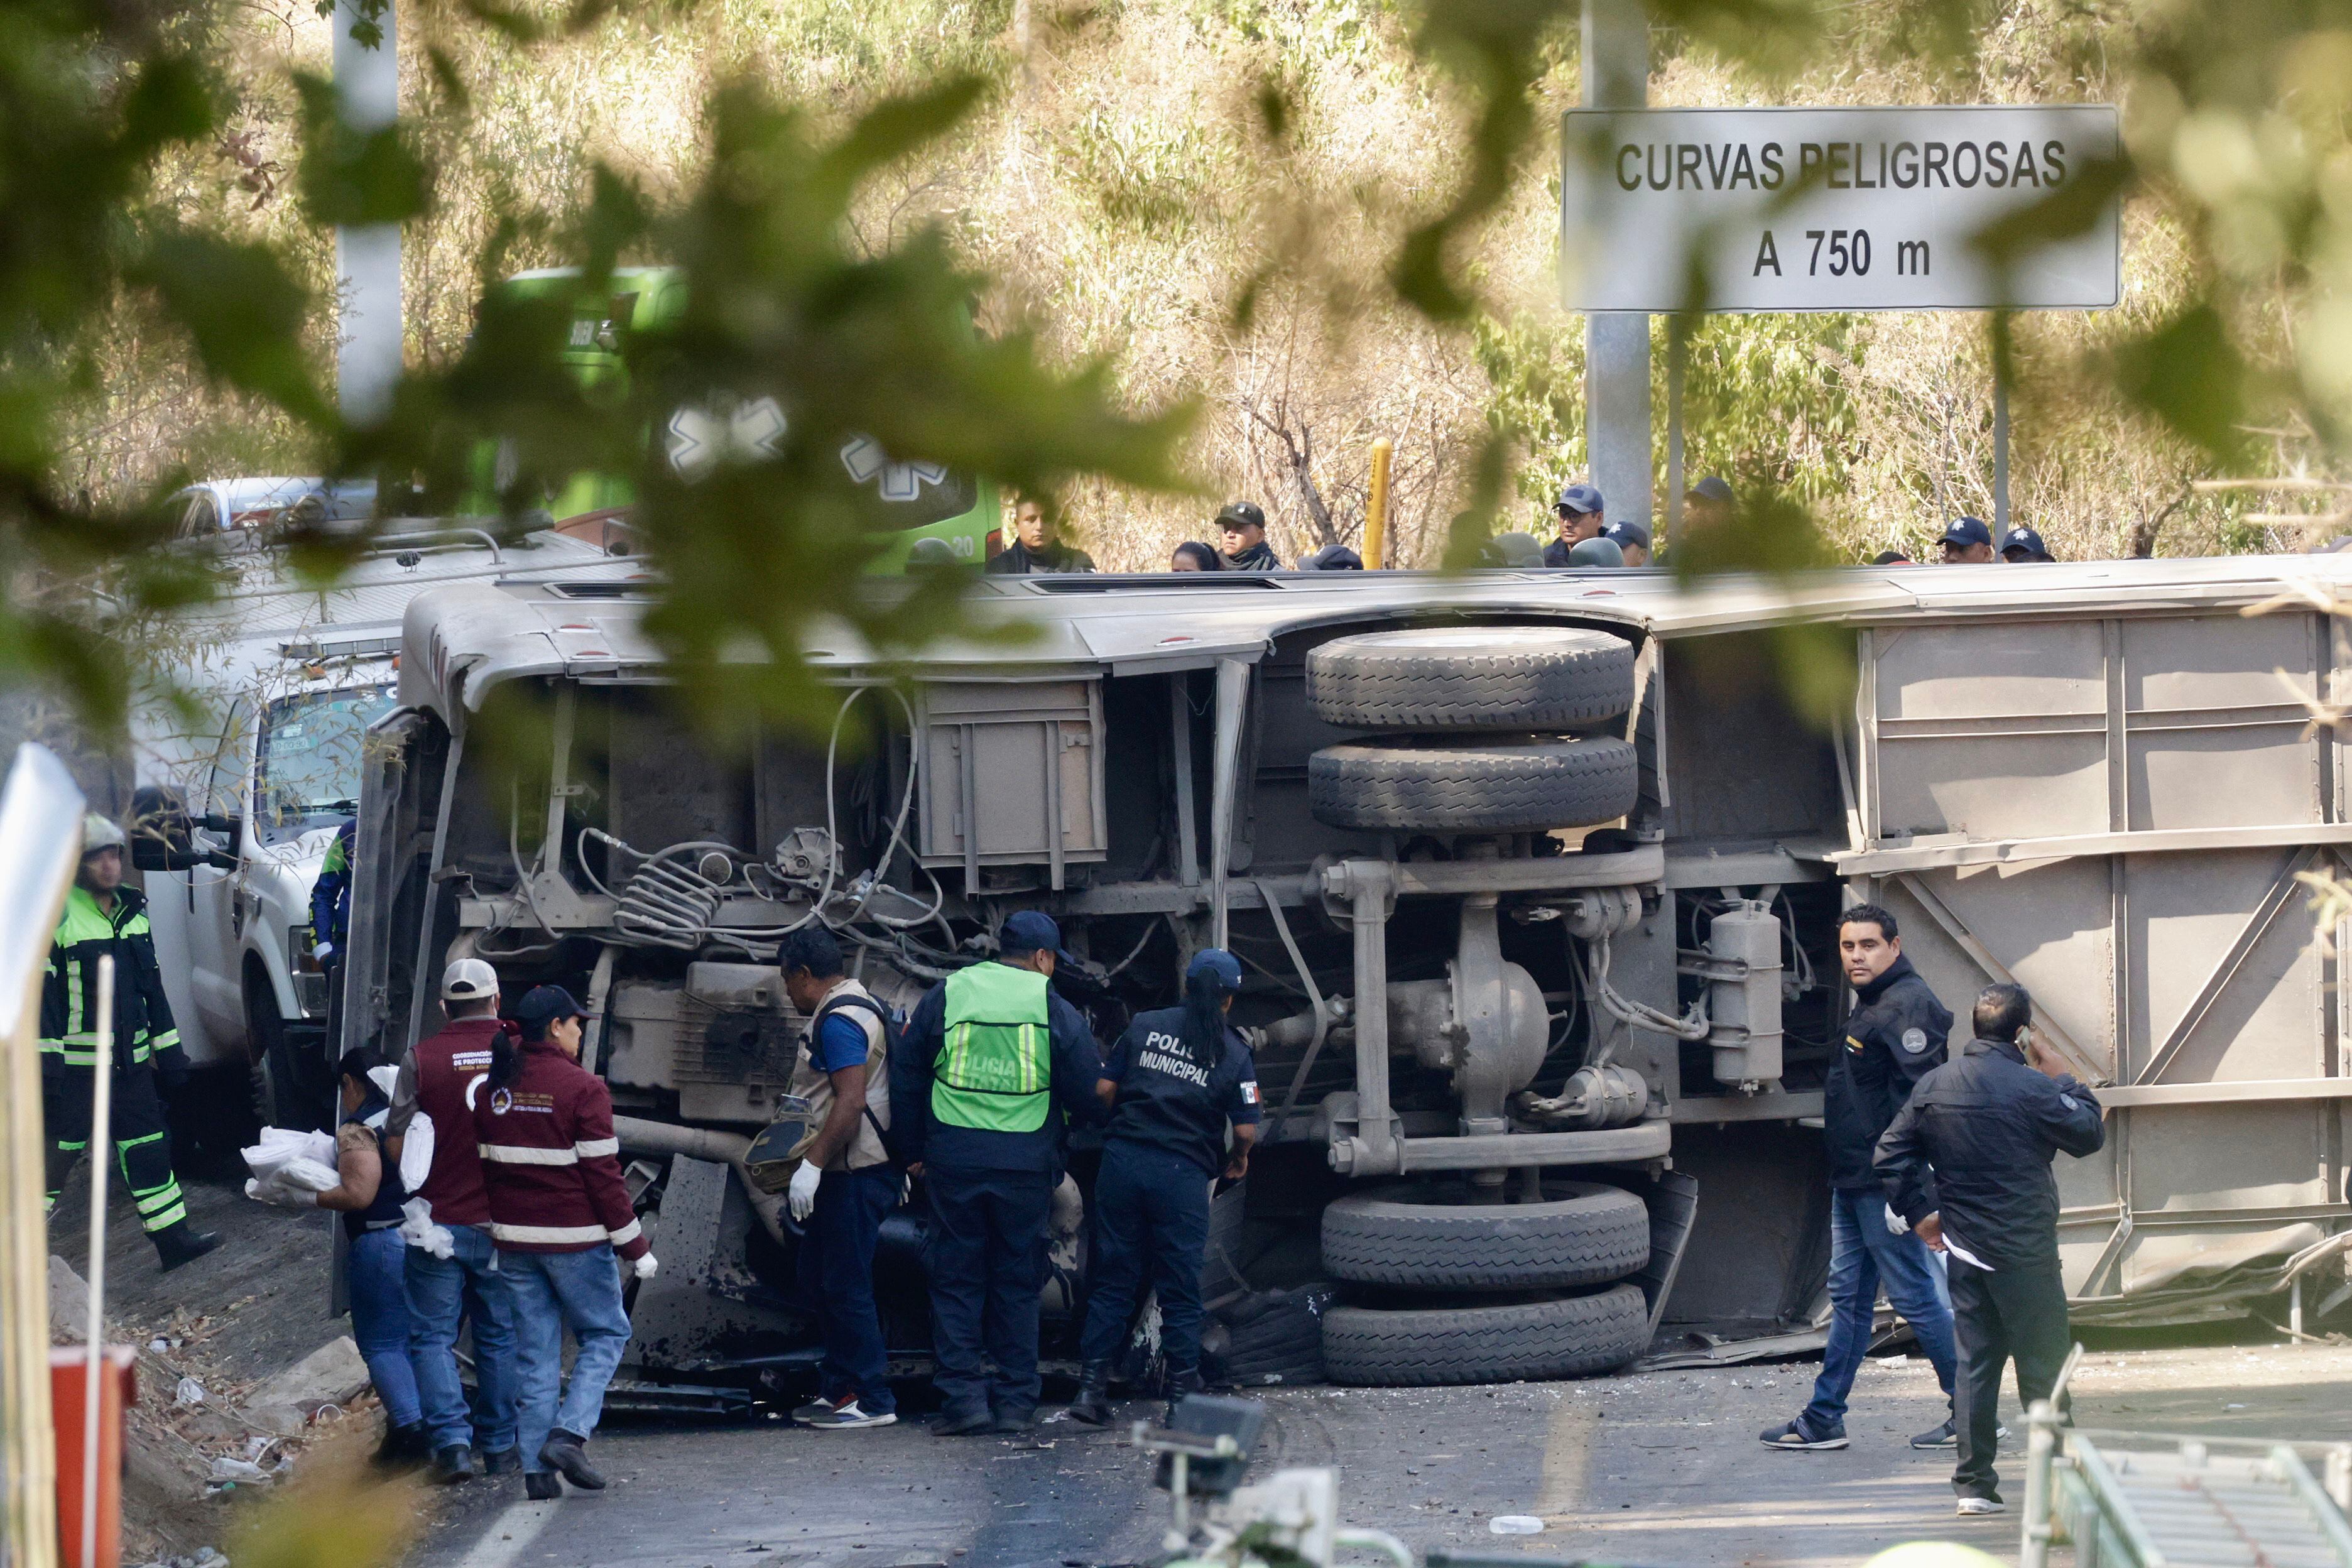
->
[344,77,1195,732]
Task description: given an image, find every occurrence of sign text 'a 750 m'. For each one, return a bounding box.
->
[1560,105,2121,313]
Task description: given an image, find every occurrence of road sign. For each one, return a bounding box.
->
[1560,105,2120,313]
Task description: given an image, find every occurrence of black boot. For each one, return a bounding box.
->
[151,1221,221,1273]
[427,1444,476,1485]
[1066,1360,1113,1427]
[538,1428,606,1490]
[373,1421,429,1469]
[1163,1366,1204,1427]
[481,1446,522,1476]
[524,1471,563,1501]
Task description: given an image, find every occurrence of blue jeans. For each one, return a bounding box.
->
[925,1165,1052,1423]
[405,1222,519,1454]
[1802,1187,1958,1435]
[503,1246,634,1473]
[347,1228,423,1427]
[1078,1144,1212,1378]
[795,1165,899,1414]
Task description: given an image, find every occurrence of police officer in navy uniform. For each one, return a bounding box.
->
[1065,949,1260,1428]
[1764,903,1959,1452]
[1877,983,2106,1518]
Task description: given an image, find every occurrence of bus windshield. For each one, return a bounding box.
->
[254,685,398,844]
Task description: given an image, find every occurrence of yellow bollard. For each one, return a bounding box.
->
[1365,438,1393,569]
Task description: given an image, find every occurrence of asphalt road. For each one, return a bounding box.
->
[407,1338,2352,1568]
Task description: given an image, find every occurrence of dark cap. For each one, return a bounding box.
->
[1941,516,1993,550]
[1554,482,1604,516]
[2000,525,2053,562]
[1214,501,1267,535]
[514,984,587,1040]
[1603,518,1652,552]
[1871,548,1914,566]
[1302,544,1363,570]
[998,909,1069,959]
[1686,475,1735,505]
[1186,949,1243,991]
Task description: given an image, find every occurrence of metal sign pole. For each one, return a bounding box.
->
[1581,0,1652,533]
[1666,317,1685,553]
[1993,323,2012,532]
[334,0,403,422]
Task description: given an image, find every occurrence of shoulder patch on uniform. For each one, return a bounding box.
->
[1239,1081,1260,1104]
[1900,1027,1929,1055]
[2059,1093,2079,1111]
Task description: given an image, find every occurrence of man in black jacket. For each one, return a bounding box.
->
[1763,904,1958,1452]
[1877,983,2106,1516]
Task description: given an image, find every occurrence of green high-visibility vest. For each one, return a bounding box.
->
[934,962,1052,1134]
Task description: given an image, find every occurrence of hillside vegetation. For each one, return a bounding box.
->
[85,0,2294,567]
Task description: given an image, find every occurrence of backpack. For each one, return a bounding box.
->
[808,991,920,1170]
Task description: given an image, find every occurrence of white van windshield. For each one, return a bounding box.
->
[254,684,397,843]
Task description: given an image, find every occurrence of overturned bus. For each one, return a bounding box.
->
[331,553,2352,1388]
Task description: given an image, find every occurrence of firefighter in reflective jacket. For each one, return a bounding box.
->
[43,814,222,1271]
[898,911,1102,1436]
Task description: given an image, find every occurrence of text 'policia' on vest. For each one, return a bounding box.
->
[934,962,1053,1134]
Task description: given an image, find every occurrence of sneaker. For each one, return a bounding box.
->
[805,1399,896,1430]
[1956,1496,2005,1516]
[523,1471,563,1501]
[1760,1418,1849,1451]
[1914,1420,2010,1449]
[793,1394,849,1424]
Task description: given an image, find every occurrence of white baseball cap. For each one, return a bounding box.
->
[441,957,499,1001]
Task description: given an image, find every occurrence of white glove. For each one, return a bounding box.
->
[633,1252,659,1281]
[315,941,335,966]
[398,1196,455,1259]
[788,1160,822,1222]
[1885,1204,1911,1236]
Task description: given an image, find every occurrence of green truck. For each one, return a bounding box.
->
[474,266,1001,571]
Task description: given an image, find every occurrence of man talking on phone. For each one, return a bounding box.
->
[1875,983,2106,1518]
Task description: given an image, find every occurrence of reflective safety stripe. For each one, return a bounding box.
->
[573,1138,619,1158]
[477,1143,579,1165]
[490,1222,609,1244]
[608,1218,641,1247]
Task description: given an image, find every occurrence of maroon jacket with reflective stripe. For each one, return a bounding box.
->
[472,1038,646,1258]
[406,1016,504,1227]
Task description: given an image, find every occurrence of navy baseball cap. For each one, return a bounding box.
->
[1941,516,1993,550]
[2000,525,2052,562]
[1555,482,1604,516]
[1603,518,1652,552]
[1302,543,1364,570]
[1186,949,1243,991]
[998,910,1069,959]
[514,984,587,1040]
[1686,475,1735,505]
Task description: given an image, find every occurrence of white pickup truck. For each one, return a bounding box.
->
[131,516,639,1139]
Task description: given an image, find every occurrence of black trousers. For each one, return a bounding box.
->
[1949,1255,2071,1500]
[43,1065,189,1236]
[923,1165,1052,1422]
